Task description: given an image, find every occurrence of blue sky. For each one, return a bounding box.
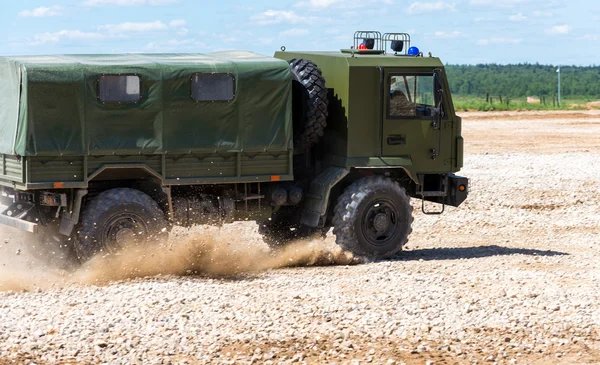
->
[0,0,597,65]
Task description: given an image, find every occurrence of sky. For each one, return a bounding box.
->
[0,0,598,65]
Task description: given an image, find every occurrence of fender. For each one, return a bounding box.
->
[301,167,349,227]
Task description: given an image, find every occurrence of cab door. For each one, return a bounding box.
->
[381,70,450,171]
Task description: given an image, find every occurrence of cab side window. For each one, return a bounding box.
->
[98,75,141,103]
[388,74,435,118]
[191,73,235,102]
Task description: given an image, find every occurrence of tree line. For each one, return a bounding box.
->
[445,64,600,98]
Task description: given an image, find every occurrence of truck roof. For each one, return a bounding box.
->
[2,51,288,68]
[274,51,445,68]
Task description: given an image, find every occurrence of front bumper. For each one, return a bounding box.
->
[445,174,468,207]
[422,173,468,208]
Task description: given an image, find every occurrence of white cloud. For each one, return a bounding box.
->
[33,30,104,44]
[469,0,555,12]
[166,39,193,46]
[214,34,238,43]
[19,6,61,17]
[209,29,252,44]
[477,38,521,46]
[297,0,341,8]
[251,10,298,25]
[509,13,527,22]
[469,0,529,7]
[29,18,190,47]
[433,31,462,39]
[98,21,168,33]
[168,20,186,28]
[32,19,182,45]
[251,10,322,25]
[406,2,456,15]
[168,20,188,35]
[257,38,274,45]
[295,0,391,9]
[82,0,177,6]
[145,38,200,51]
[545,25,570,35]
[280,28,310,37]
[582,34,600,41]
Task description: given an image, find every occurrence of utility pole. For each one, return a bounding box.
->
[556,67,561,106]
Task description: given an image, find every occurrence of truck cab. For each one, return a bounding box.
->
[275,32,467,225]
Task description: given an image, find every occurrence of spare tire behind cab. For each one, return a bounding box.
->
[288,59,329,149]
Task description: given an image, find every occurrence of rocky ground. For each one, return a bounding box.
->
[0,111,599,364]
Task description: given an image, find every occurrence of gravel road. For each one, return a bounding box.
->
[0,111,599,364]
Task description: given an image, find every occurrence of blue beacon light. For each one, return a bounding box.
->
[407,46,420,56]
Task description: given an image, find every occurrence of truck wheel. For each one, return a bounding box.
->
[332,177,413,260]
[289,58,329,148]
[74,188,168,262]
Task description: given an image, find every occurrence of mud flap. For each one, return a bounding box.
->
[301,167,349,227]
[58,189,88,236]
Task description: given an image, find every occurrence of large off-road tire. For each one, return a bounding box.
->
[332,176,413,260]
[257,207,327,248]
[74,188,168,262]
[288,58,329,148]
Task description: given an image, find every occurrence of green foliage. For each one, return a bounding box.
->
[445,64,600,98]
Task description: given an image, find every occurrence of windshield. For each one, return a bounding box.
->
[389,74,435,117]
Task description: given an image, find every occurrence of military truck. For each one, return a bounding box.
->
[0,31,467,262]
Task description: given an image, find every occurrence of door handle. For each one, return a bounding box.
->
[387,135,406,145]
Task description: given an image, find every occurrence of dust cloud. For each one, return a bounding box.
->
[0,225,72,291]
[0,224,362,292]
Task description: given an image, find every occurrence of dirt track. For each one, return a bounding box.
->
[0,111,599,364]
[463,110,600,154]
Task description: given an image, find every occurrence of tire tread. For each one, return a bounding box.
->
[332,176,413,259]
[289,58,329,148]
[74,188,167,262]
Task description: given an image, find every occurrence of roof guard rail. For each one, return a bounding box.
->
[382,33,411,55]
[342,31,412,55]
[353,31,383,51]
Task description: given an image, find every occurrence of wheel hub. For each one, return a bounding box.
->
[114,227,137,245]
[373,213,390,233]
[104,214,148,251]
[361,199,399,246]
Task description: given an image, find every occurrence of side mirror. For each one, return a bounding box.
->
[433,69,444,112]
[431,70,444,129]
[433,69,443,93]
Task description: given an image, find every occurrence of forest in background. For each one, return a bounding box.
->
[445,64,600,98]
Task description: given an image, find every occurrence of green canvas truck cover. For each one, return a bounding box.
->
[0,51,292,156]
[0,58,21,155]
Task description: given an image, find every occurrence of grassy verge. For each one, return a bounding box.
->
[452,96,599,112]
